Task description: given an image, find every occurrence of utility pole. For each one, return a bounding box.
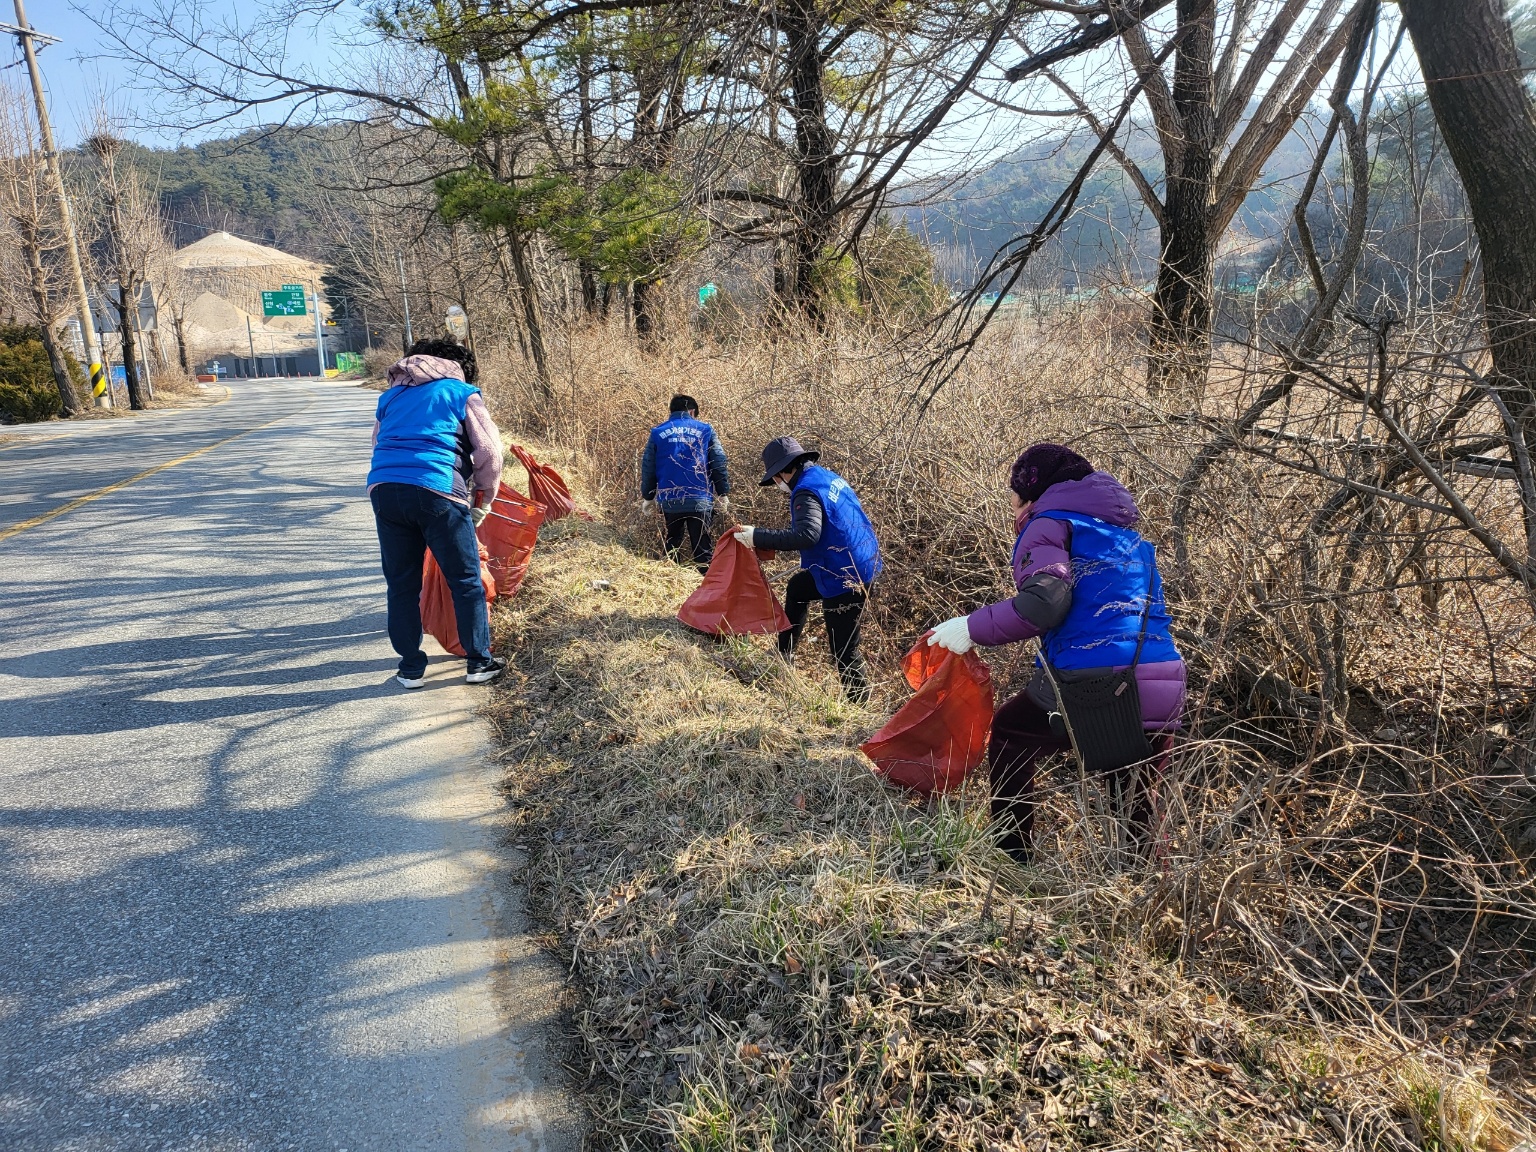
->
[131,288,153,400]
[4,1,109,408]
[246,315,256,371]
[310,281,325,376]
[396,249,413,352]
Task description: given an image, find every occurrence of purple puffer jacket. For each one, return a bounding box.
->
[966,472,1186,730]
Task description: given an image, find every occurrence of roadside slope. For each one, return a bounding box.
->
[490,510,1531,1151]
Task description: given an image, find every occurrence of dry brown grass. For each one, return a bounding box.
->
[144,368,211,408]
[488,504,1533,1150]
[480,307,1536,1148]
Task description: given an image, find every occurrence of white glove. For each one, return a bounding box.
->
[927,615,974,654]
[715,494,729,517]
[641,498,658,515]
[733,526,754,549]
[471,504,491,527]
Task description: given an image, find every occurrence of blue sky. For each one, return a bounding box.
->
[12,2,360,148]
[7,4,125,146]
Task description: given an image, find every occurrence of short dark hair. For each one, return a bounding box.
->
[669,394,698,414]
[407,337,477,384]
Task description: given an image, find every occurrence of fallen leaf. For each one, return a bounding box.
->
[784,953,804,974]
[792,793,807,811]
[1191,1057,1237,1077]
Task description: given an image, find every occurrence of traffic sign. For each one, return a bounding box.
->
[262,284,307,317]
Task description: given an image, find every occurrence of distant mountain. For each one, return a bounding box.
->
[122,127,344,258]
[898,112,1330,289]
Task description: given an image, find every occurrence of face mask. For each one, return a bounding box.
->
[774,479,792,494]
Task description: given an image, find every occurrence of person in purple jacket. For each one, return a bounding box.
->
[926,444,1185,863]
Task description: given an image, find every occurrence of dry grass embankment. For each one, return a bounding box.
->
[487,477,1532,1150]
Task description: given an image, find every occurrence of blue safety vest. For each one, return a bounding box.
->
[794,464,882,597]
[648,414,716,506]
[1026,510,1179,670]
[367,376,480,498]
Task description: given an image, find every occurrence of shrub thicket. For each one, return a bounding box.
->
[478,303,1536,1144]
[0,324,66,423]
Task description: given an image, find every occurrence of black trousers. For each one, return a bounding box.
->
[778,568,870,701]
[989,690,1165,865]
[664,511,714,573]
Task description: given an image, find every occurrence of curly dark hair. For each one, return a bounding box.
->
[406,337,477,384]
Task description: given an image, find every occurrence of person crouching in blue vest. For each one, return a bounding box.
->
[925,443,1186,864]
[640,394,731,574]
[734,437,882,703]
[367,338,505,689]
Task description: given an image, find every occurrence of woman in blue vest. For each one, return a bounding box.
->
[734,437,882,702]
[368,339,505,689]
[640,394,731,574]
[926,444,1185,863]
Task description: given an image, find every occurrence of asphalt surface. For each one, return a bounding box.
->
[0,381,577,1151]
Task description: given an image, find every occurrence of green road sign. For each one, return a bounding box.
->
[335,352,365,374]
[262,284,307,317]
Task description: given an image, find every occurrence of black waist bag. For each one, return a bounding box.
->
[1045,564,1156,775]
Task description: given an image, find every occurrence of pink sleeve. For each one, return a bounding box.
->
[464,392,503,501]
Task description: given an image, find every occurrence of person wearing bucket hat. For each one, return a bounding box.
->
[640,394,732,574]
[734,437,882,701]
[923,443,1185,864]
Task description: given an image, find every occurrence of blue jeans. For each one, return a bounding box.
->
[370,482,491,676]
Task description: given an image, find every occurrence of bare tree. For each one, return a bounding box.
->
[0,83,80,413]
[84,126,170,410]
[1398,0,1536,508]
[694,0,1021,319]
[1001,0,1377,400]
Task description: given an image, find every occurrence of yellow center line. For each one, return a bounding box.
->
[0,398,307,545]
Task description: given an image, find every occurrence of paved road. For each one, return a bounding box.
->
[0,382,577,1151]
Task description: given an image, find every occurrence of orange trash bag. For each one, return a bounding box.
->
[510,444,576,521]
[478,482,546,597]
[860,635,995,795]
[677,529,791,636]
[421,543,496,657]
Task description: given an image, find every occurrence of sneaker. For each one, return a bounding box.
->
[465,657,506,685]
[396,672,427,689]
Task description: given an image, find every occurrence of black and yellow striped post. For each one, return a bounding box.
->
[89,358,107,402]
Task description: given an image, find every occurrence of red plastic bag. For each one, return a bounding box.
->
[510,444,576,521]
[677,529,791,636]
[421,543,496,656]
[860,635,995,795]
[478,482,545,597]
